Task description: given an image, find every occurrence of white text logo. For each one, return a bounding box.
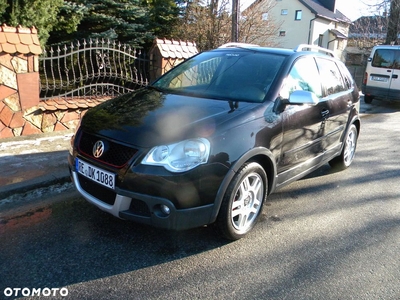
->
[4,287,69,297]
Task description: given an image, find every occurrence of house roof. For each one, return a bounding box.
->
[298,0,352,23]
[330,29,348,39]
[0,24,42,55]
[246,0,351,24]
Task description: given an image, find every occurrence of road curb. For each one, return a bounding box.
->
[0,171,71,201]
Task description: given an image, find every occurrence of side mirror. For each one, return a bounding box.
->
[273,90,319,114]
[287,90,319,106]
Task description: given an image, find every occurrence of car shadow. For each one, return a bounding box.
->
[0,196,230,290]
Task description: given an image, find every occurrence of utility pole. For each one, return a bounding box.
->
[231,0,239,42]
[385,0,400,44]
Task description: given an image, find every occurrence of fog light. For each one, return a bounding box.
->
[160,205,171,215]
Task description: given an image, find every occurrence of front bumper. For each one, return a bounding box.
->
[70,169,216,231]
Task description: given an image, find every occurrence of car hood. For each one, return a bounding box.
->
[81,88,258,148]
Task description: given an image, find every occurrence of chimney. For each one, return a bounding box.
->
[319,0,336,12]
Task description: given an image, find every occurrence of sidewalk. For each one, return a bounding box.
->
[0,130,74,202]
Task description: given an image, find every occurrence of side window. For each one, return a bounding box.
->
[337,62,354,90]
[394,51,400,70]
[315,58,346,96]
[280,56,322,100]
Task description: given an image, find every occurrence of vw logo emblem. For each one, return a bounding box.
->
[93,140,105,158]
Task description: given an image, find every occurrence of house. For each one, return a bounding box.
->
[245,0,352,60]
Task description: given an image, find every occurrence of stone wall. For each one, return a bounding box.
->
[0,25,110,139]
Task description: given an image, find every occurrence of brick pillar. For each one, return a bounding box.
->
[0,24,42,138]
[148,38,198,83]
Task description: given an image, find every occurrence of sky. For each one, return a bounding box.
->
[335,0,378,20]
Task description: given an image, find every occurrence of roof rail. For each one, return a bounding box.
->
[219,42,259,48]
[294,44,336,57]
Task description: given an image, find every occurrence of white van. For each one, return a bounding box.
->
[362,45,400,103]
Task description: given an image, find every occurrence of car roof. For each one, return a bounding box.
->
[213,44,294,56]
[214,43,337,59]
[372,45,400,50]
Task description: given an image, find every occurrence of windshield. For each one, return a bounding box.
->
[152,50,286,103]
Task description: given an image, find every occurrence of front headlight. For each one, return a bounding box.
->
[142,138,210,172]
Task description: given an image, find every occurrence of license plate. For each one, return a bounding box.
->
[75,158,115,190]
[370,75,389,82]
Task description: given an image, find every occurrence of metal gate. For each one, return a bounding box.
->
[39,39,150,100]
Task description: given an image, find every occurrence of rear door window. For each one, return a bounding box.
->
[337,62,355,90]
[372,49,400,70]
[315,58,346,96]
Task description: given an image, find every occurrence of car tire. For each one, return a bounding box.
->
[329,124,358,170]
[216,162,267,240]
[364,95,373,104]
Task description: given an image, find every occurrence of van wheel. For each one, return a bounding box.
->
[364,95,373,104]
[329,124,358,170]
[216,162,267,240]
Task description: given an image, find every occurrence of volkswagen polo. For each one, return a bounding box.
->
[68,44,360,240]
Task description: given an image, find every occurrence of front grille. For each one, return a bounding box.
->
[128,199,151,217]
[77,131,137,168]
[78,174,116,205]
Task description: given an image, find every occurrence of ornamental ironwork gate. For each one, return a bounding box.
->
[39,39,150,100]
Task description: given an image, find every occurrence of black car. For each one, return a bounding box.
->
[68,44,360,240]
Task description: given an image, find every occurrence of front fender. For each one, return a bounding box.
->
[208,147,277,223]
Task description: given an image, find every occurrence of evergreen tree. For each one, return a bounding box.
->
[0,0,64,45]
[145,0,180,39]
[0,0,8,16]
[68,0,152,47]
[47,2,88,45]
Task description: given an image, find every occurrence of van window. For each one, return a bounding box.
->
[372,49,400,70]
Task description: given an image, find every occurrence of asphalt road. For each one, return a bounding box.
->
[0,99,399,300]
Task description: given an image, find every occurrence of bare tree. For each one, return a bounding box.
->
[358,0,399,44]
[386,0,400,44]
[239,0,281,47]
[175,0,281,51]
[176,0,230,51]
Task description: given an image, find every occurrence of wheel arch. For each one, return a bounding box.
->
[353,117,361,137]
[339,115,360,154]
[209,147,277,223]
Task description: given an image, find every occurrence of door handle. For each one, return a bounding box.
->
[392,74,398,79]
[321,109,330,118]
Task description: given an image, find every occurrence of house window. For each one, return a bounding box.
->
[318,34,324,46]
[279,31,286,36]
[262,12,269,21]
[281,9,288,15]
[295,10,302,20]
